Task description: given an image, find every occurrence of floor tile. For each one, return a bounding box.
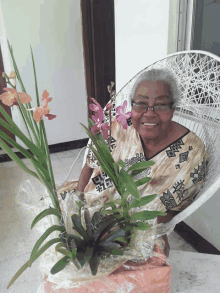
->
[55,150,76,159]
[60,156,83,180]
[170,250,220,293]
[168,231,197,253]
[0,252,42,293]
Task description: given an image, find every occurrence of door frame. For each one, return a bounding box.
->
[80,0,116,120]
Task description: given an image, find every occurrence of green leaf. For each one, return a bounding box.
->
[113,199,122,205]
[30,225,65,264]
[76,251,86,268]
[91,210,101,226]
[7,237,63,289]
[71,250,81,270]
[89,253,100,275]
[7,260,30,289]
[56,247,72,258]
[128,161,155,173]
[84,208,92,237]
[80,123,122,194]
[93,215,116,238]
[0,137,39,179]
[55,242,67,250]
[116,159,126,169]
[102,247,123,256]
[0,130,34,160]
[115,237,128,244]
[131,210,166,221]
[101,229,126,243]
[119,169,140,200]
[134,221,151,230]
[95,217,124,244]
[99,241,121,249]
[128,194,157,209]
[50,256,70,275]
[102,208,123,215]
[85,246,94,262]
[67,234,84,247]
[31,207,60,229]
[135,177,152,187]
[71,214,89,241]
[102,202,116,210]
[0,116,44,161]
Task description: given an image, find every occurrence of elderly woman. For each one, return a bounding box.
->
[58,68,208,258]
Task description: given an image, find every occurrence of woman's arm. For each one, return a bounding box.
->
[157,210,179,257]
[76,162,93,200]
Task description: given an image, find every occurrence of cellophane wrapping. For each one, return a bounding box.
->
[17,178,171,291]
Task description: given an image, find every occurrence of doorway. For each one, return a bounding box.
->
[80,0,115,119]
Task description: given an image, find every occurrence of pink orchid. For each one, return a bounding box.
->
[0,87,32,107]
[91,110,110,140]
[116,100,132,129]
[27,90,56,122]
[89,98,103,116]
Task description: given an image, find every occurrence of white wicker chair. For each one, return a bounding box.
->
[69,50,220,240]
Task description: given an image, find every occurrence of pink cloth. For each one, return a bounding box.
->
[43,244,172,293]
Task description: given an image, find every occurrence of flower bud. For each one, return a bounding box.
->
[110,81,115,88]
[2,72,8,79]
[106,103,113,111]
[9,71,16,79]
[107,85,111,93]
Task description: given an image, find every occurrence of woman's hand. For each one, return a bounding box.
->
[162,234,170,257]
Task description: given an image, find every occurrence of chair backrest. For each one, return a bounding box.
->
[83,50,220,234]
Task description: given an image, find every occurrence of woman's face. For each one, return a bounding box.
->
[131,80,175,140]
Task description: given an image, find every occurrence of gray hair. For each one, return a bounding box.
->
[129,68,181,109]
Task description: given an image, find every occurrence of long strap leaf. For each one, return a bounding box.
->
[7,41,40,142]
[0,130,34,159]
[0,116,44,160]
[31,207,61,229]
[30,225,65,264]
[30,45,56,191]
[30,159,59,210]
[0,137,39,179]
[50,256,70,275]
[0,130,49,181]
[7,237,63,289]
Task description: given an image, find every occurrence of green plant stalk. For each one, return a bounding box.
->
[41,119,56,192]
[0,130,48,178]
[0,112,44,161]
[81,123,123,195]
[31,158,60,212]
[17,96,43,152]
[29,44,56,192]
[7,237,64,289]
[0,137,39,179]
[7,41,41,146]
[30,45,46,152]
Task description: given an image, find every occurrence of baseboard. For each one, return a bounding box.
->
[0,138,89,163]
[175,221,220,255]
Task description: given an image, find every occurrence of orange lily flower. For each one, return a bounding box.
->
[27,90,56,122]
[0,88,32,107]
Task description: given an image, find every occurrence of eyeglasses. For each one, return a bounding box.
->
[131,101,173,114]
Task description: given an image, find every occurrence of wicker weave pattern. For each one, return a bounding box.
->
[81,51,220,234]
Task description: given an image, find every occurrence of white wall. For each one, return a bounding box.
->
[114,0,170,93]
[0,0,88,148]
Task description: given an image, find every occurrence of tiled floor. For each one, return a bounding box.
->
[0,148,197,293]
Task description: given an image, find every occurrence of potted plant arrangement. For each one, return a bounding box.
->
[0,42,169,291]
